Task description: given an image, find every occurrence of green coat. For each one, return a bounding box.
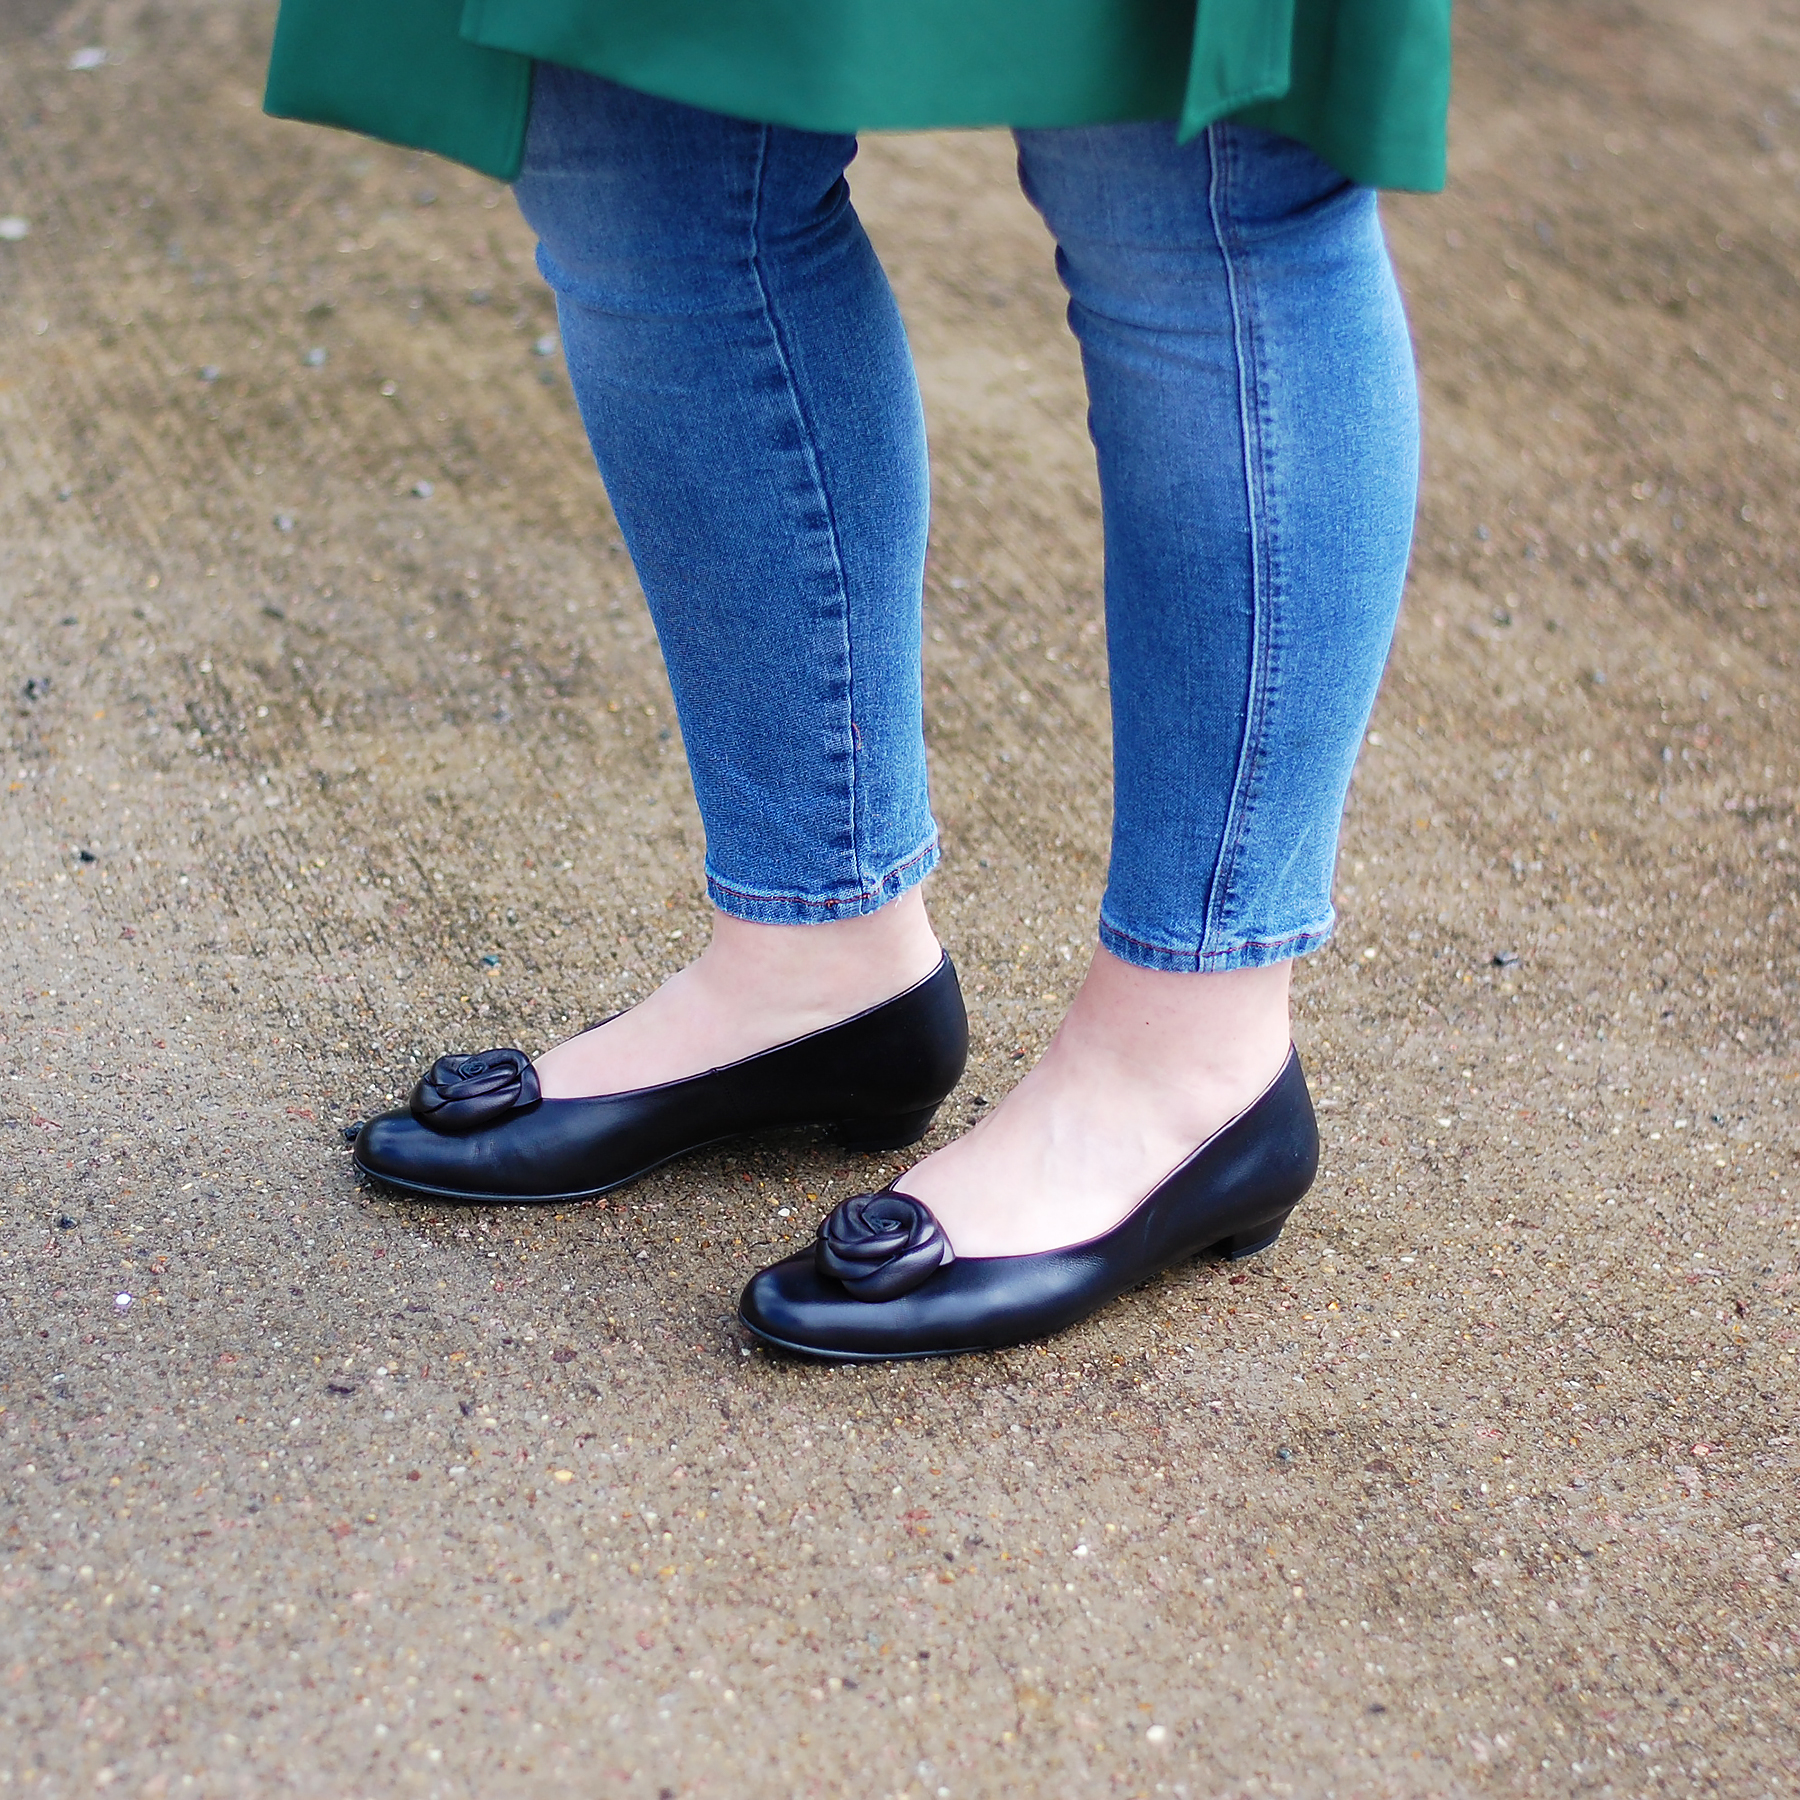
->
[264,0,1450,192]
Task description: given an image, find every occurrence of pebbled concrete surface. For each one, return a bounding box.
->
[2,1,1796,1795]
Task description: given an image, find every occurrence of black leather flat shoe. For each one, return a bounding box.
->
[737,1045,1317,1361]
[352,954,967,1204]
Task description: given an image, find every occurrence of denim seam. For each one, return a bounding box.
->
[1201,122,1277,958]
[743,130,865,893]
[707,832,939,912]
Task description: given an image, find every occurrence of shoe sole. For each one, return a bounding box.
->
[739,1325,984,1364]
[738,1213,1294,1363]
[353,1106,942,1207]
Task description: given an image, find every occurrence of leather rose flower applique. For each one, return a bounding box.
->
[814,1190,952,1301]
[410,1048,541,1133]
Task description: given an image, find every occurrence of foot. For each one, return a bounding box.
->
[533,888,944,1098]
[894,950,1293,1257]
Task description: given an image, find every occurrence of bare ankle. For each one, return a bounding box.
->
[894,953,1297,1256]
[534,887,941,1097]
[703,886,942,1012]
[1059,950,1291,1093]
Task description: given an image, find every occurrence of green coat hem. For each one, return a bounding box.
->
[264,0,1448,193]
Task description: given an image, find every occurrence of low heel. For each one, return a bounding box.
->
[1213,1207,1295,1262]
[834,1104,941,1153]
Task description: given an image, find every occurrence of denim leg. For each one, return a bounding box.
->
[513,67,938,922]
[1015,120,1419,971]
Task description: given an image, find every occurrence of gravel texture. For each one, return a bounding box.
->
[2,1,1797,1795]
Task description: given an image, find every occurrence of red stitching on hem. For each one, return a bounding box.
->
[1098,918,1330,966]
[708,838,939,913]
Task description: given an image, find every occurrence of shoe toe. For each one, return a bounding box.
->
[738,1253,997,1361]
[739,1255,936,1359]
[353,1107,458,1191]
[737,1255,839,1347]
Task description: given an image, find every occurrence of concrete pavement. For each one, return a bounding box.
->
[2,1,1796,1794]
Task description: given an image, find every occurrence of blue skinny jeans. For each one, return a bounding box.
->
[513,68,1419,972]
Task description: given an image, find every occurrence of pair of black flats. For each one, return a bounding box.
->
[353,953,1320,1361]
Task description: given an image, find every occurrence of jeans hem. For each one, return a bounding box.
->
[706,836,939,925]
[1098,913,1332,973]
